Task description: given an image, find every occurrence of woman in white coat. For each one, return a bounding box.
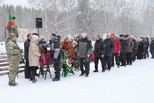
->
[29,35,41,83]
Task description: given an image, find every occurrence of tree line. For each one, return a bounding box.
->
[0,0,154,41]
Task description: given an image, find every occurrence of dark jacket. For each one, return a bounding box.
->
[120,39,127,53]
[78,37,92,58]
[49,36,62,59]
[24,39,31,60]
[138,41,144,53]
[150,40,154,52]
[94,38,102,57]
[133,39,138,52]
[102,38,114,57]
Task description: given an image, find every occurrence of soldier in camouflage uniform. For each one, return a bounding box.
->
[5,33,23,86]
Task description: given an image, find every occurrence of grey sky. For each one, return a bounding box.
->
[3,0,28,7]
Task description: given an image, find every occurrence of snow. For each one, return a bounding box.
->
[0,41,154,103]
[0,58,154,103]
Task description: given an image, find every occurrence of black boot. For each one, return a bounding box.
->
[32,79,37,83]
[79,72,84,76]
[93,69,98,72]
[85,74,89,77]
[102,69,105,72]
[52,77,60,81]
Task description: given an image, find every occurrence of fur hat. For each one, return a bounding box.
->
[81,33,87,39]
[32,35,39,41]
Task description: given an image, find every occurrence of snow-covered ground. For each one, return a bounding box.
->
[0,58,154,103]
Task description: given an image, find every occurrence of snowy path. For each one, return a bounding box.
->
[0,59,154,103]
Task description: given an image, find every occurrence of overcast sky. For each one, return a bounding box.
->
[3,0,28,7]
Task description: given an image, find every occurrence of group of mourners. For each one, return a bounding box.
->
[5,32,154,86]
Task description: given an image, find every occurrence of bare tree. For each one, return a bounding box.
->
[0,0,154,41]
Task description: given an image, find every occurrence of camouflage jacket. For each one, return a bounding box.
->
[5,39,22,62]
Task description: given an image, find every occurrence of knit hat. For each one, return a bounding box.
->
[32,35,39,41]
[51,33,56,37]
[111,32,115,37]
[81,33,87,39]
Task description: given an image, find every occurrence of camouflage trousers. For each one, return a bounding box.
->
[8,61,19,84]
[72,57,80,70]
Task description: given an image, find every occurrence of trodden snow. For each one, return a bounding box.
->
[0,58,154,103]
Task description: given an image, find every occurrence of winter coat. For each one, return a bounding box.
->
[62,41,75,59]
[138,41,144,51]
[133,39,138,52]
[78,37,92,58]
[150,40,154,52]
[143,40,149,52]
[120,39,127,53]
[112,38,121,53]
[102,38,114,57]
[24,39,31,60]
[126,39,134,53]
[5,39,22,63]
[49,36,62,60]
[29,40,41,67]
[94,38,102,57]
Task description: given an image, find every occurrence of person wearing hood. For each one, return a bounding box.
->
[49,33,62,81]
[78,33,92,77]
[29,35,41,83]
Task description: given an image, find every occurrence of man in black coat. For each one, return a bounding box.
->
[137,38,144,59]
[78,33,92,77]
[150,38,154,58]
[93,35,105,72]
[24,33,32,79]
[132,38,138,62]
[101,34,114,71]
[49,33,62,81]
[119,34,127,66]
[143,37,149,59]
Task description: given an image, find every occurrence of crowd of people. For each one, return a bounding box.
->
[5,31,154,86]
